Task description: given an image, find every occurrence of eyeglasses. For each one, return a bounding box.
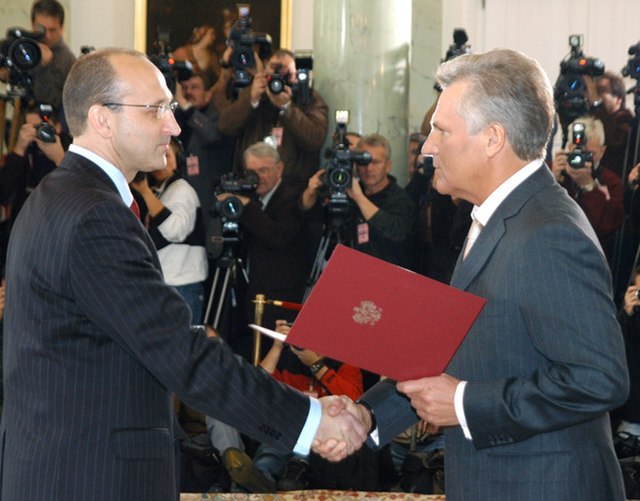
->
[102,100,178,119]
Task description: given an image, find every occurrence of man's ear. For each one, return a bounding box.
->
[485,122,506,158]
[87,104,113,138]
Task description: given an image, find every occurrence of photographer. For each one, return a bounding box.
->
[219,49,329,183]
[302,133,417,270]
[552,116,623,261]
[130,138,208,323]
[612,268,640,461]
[215,142,310,353]
[0,103,69,230]
[174,71,235,222]
[29,0,76,114]
[594,72,634,178]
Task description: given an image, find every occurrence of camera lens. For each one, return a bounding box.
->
[329,167,351,189]
[8,37,41,71]
[635,289,640,301]
[268,76,284,94]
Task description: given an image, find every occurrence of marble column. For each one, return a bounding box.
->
[313,0,441,185]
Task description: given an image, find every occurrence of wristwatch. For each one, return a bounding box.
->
[309,360,326,376]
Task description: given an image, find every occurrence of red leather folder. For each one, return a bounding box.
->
[285,245,486,381]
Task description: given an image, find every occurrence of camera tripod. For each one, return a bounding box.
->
[203,234,249,330]
[0,93,26,163]
[304,210,353,301]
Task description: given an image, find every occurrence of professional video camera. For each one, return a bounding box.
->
[554,35,605,128]
[226,3,272,89]
[443,28,471,63]
[213,171,259,223]
[322,110,372,215]
[0,26,44,94]
[623,41,640,113]
[566,122,593,169]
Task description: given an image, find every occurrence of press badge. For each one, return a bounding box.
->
[265,126,283,147]
[186,155,200,176]
[357,222,370,244]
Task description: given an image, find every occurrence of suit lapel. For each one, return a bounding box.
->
[451,164,553,290]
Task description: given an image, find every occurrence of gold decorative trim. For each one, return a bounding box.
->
[134,0,147,52]
[280,0,292,50]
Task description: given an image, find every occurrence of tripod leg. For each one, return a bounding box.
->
[213,267,233,330]
[204,267,222,326]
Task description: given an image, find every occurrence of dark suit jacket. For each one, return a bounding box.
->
[240,178,310,303]
[362,165,629,500]
[1,152,311,501]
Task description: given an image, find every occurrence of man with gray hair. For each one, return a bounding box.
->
[552,115,623,262]
[321,48,629,500]
[215,141,311,350]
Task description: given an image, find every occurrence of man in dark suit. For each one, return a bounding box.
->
[215,141,310,357]
[320,49,630,500]
[1,47,366,501]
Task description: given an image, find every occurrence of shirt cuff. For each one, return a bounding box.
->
[293,397,321,455]
[454,380,473,440]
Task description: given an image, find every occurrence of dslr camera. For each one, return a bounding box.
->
[566,122,593,169]
[35,104,56,143]
[0,26,44,94]
[323,110,371,215]
[226,3,272,89]
[150,54,193,95]
[266,52,314,106]
[554,35,604,126]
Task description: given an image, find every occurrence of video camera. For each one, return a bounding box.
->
[226,3,272,89]
[0,26,44,95]
[566,122,593,169]
[443,29,471,63]
[213,171,259,222]
[322,110,372,215]
[623,41,640,112]
[554,35,605,127]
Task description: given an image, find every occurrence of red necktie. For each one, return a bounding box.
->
[130,198,141,219]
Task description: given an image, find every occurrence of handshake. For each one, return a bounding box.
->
[311,396,373,462]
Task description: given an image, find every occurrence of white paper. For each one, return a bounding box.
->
[248,323,288,342]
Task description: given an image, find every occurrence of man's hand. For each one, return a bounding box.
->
[396,373,460,427]
[623,285,640,317]
[36,134,65,165]
[628,163,640,189]
[216,192,250,206]
[266,81,293,109]
[312,396,368,462]
[14,122,37,157]
[301,168,325,209]
[250,69,268,105]
[554,150,595,188]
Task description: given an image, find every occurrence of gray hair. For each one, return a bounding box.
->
[63,47,145,136]
[569,116,605,147]
[243,141,281,166]
[435,48,554,161]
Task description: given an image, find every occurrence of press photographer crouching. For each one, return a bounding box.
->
[552,116,623,263]
[215,142,311,358]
